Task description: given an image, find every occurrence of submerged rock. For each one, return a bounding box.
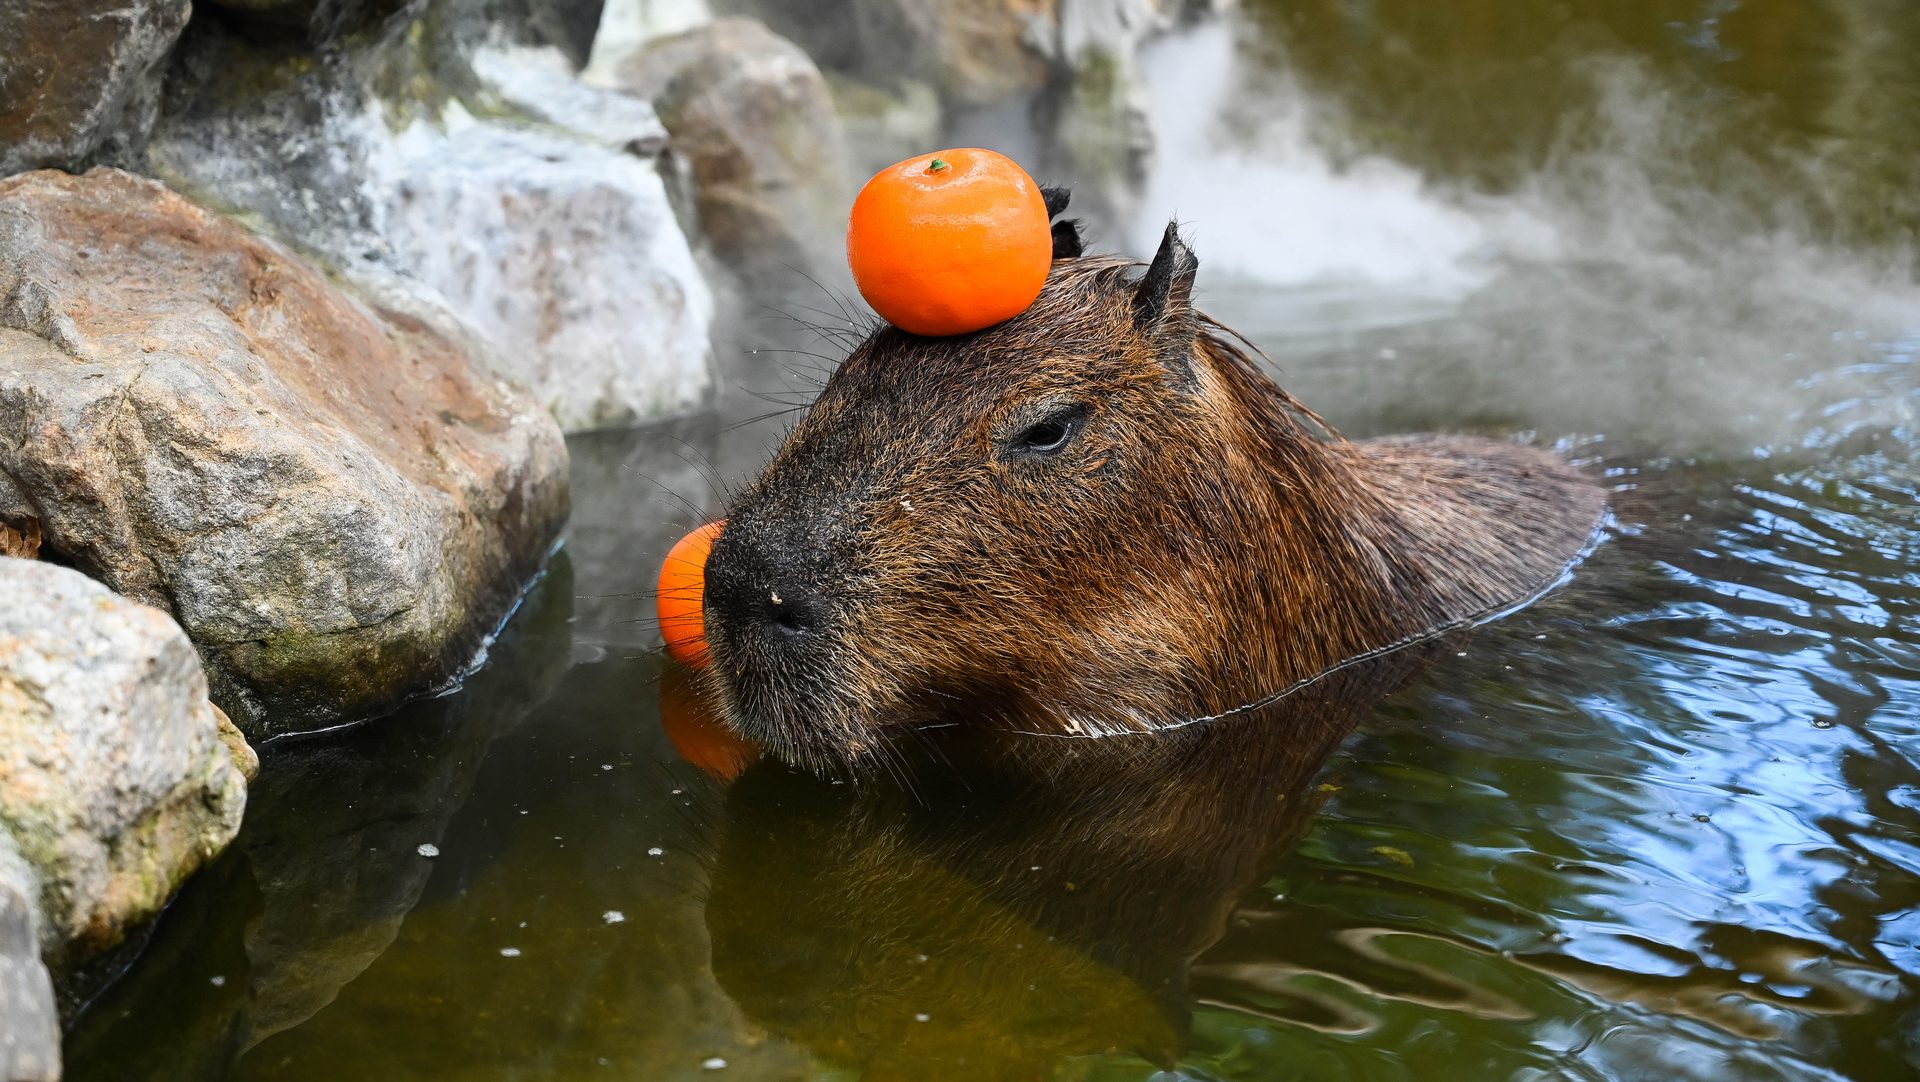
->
[0,168,570,737]
[0,0,192,175]
[0,558,248,968]
[614,18,852,284]
[149,16,716,431]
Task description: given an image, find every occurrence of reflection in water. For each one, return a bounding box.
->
[705,645,1442,1081]
[658,665,757,783]
[1139,6,1920,460]
[63,553,578,1079]
[1236,0,1920,250]
[58,413,1920,1081]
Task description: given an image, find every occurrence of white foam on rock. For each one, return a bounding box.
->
[150,47,715,432]
[585,0,713,86]
[367,99,715,429]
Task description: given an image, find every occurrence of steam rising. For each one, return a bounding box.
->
[1131,23,1522,296]
[1125,19,1920,457]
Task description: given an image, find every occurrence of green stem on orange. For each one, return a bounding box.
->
[926,158,950,174]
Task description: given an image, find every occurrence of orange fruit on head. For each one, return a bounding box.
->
[847,148,1053,337]
[657,519,725,668]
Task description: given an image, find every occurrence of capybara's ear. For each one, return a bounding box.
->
[1133,222,1199,384]
[1041,186,1083,259]
[1050,219,1084,259]
[1134,222,1199,374]
[1135,222,1198,326]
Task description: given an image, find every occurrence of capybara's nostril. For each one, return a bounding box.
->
[766,588,822,637]
[701,526,831,652]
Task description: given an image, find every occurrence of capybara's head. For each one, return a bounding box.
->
[702,225,1607,773]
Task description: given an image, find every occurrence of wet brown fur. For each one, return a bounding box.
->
[701,236,1608,774]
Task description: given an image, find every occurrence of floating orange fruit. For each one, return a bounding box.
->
[656,520,725,668]
[847,148,1052,337]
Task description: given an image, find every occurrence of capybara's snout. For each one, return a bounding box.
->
[703,519,839,671]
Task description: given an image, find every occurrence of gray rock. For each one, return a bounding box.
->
[0,842,56,1082]
[473,44,669,152]
[477,0,613,66]
[0,168,571,737]
[203,1,445,46]
[711,0,1055,109]
[1035,0,1168,217]
[706,0,1202,223]
[585,0,716,79]
[0,0,192,176]
[824,73,943,183]
[367,98,717,427]
[206,0,609,62]
[148,16,717,432]
[614,18,853,284]
[0,557,247,973]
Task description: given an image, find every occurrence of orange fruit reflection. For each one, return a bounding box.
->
[658,664,757,782]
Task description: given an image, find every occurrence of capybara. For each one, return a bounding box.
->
[701,217,1607,773]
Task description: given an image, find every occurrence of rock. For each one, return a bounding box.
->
[370,103,717,426]
[0,0,192,176]
[471,44,668,153]
[1032,0,1169,216]
[716,0,1056,109]
[514,0,614,67]
[585,0,714,78]
[211,706,261,786]
[148,20,717,431]
[0,557,248,969]
[204,0,601,62]
[709,0,1206,223]
[0,841,57,1082]
[0,520,35,561]
[614,18,852,283]
[1054,0,1170,63]
[203,0,416,41]
[0,168,571,737]
[825,74,943,181]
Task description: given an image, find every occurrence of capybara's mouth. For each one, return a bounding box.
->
[698,505,902,771]
[701,607,888,774]
[707,669,886,775]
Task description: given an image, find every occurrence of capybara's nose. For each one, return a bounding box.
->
[761,586,825,636]
[702,528,830,654]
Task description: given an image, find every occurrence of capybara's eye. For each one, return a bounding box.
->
[1007,403,1089,458]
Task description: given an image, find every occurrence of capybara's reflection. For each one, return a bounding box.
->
[700,641,1446,1081]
